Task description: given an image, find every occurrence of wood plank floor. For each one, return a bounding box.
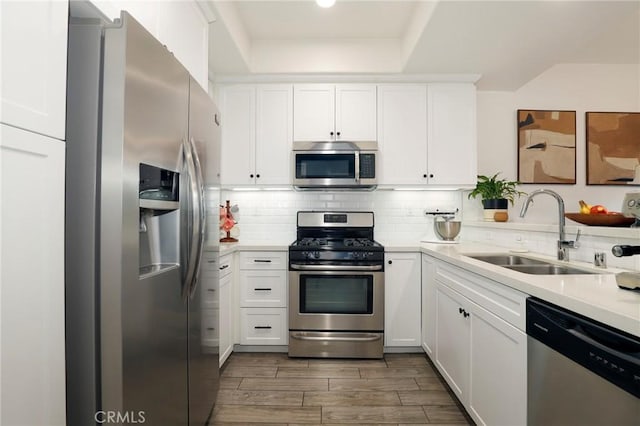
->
[211,353,473,425]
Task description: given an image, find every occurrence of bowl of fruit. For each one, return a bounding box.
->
[564,201,635,227]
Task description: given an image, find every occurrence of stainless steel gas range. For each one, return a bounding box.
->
[288,211,384,358]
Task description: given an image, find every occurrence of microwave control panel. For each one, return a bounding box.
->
[360,154,376,179]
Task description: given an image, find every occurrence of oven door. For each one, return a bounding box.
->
[292,151,359,187]
[289,268,384,331]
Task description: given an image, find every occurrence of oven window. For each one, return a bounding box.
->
[295,154,355,179]
[299,275,373,314]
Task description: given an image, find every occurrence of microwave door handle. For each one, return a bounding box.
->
[354,151,360,182]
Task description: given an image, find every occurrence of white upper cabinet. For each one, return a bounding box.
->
[427,83,477,186]
[377,83,477,187]
[377,85,428,185]
[0,0,68,140]
[293,84,376,142]
[220,86,256,186]
[255,85,293,185]
[89,0,209,88]
[220,85,292,186]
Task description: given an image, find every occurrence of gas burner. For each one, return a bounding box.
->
[299,238,327,247]
[344,238,374,247]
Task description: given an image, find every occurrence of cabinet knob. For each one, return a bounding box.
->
[423,174,427,178]
[463,311,470,318]
[256,174,260,178]
[459,307,464,314]
[388,260,392,265]
[250,174,254,178]
[336,131,341,137]
[429,174,434,178]
[330,131,334,136]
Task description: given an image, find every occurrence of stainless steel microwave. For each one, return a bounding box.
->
[292,141,377,190]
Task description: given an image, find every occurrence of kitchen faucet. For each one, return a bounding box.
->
[520,189,580,261]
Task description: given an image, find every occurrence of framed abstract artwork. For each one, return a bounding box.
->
[586,112,640,185]
[517,109,576,184]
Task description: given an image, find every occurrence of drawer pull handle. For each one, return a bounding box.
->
[207,289,216,292]
[219,264,229,270]
[207,260,216,263]
[254,326,272,329]
[254,288,272,291]
[207,327,215,331]
[254,259,272,263]
[458,307,464,314]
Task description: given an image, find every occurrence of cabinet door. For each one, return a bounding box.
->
[220,86,256,185]
[468,302,527,426]
[156,1,208,89]
[427,83,477,186]
[1,125,66,425]
[384,252,421,347]
[335,84,377,142]
[435,282,470,404]
[377,85,428,185]
[293,84,335,142]
[219,272,233,366]
[421,255,437,357]
[255,85,293,185]
[0,0,68,140]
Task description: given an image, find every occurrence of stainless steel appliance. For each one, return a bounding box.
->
[65,12,220,425]
[288,212,384,358]
[292,141,377,190]
[527,298,640,426]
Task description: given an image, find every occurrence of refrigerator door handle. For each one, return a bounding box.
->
[188,137,206,297]
[182,138,200,300]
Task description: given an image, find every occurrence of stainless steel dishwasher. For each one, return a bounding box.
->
[527,297,640,425]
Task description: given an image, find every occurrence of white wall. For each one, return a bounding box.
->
[466,63,640,224]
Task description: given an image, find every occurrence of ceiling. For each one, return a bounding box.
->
[208,1,640,90]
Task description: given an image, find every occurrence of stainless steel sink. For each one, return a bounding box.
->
[467,255,548,266]
[503,264,598,275]
[466,254,599,275]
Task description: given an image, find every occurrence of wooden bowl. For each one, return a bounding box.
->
[564,213,635,227]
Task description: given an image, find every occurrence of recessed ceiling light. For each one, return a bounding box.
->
[316,0,336,8]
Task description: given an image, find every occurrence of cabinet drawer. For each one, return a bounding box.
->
[434,261,527,331]
[239,251,287,270]
[240,270,287,307]
[240,308,287,345]
[219,254,233,278]
[202,253,220,272]
[201,308,219,346]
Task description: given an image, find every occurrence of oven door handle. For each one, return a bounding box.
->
[290,333,382,342]
[290,264,383,271]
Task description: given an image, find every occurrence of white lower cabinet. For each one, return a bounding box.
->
[1,124,66,425]
[468,299,526,426]
[218,253,234,365]
[428,255,527,426]
[240,308,287,345]
[238,251,288,346]
[421,254,436,356]
[385,252,421,347]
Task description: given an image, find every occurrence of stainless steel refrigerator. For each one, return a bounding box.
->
[65,12,220,425]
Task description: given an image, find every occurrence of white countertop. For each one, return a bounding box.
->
[205,239,640,337]
[420,241,640,338]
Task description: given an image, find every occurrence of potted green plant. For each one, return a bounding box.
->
[468,173,526,221]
